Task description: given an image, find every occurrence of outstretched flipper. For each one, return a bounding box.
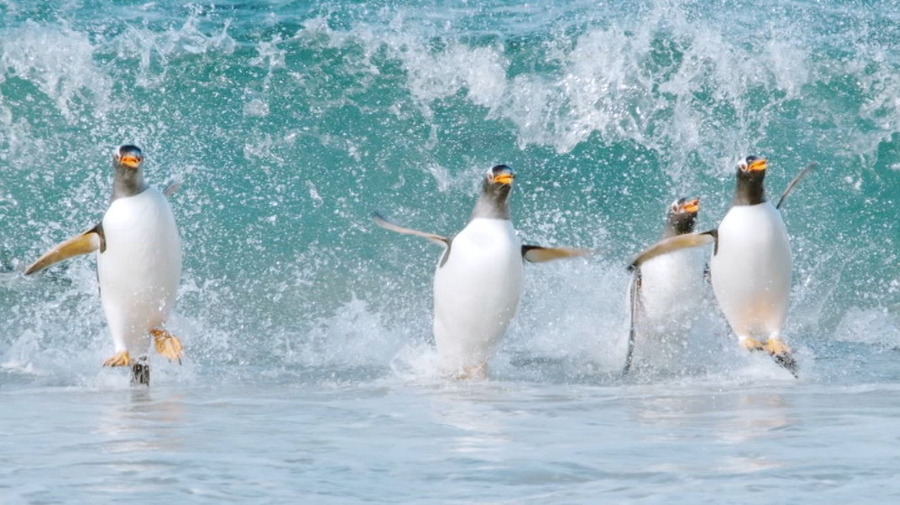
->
[163,181,182,197]
[775,162,816,210]
[521,245,589,263]
[151,328,184,364]
[628,230,717,270]
[25,224,105,275]
[624,267,642,374]
[371,211,449,246]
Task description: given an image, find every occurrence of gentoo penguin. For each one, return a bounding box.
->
[625,197,704,373]
[373,165,587,379]
[25,145,183,386]
[629,157,815,376]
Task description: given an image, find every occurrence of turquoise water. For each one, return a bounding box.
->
[1,0,898,502]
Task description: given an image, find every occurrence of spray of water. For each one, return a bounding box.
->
[1,1,897,387]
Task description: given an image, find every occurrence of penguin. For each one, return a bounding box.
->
[373,165,587,379]
[625,197,704,373]
[629,157,815,376]
[25,145,183,386]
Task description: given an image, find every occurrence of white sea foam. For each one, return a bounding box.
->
[834,307,900,347]
[0,23,111,121]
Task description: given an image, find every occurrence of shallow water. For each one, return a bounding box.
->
[1,0,898,502]
[5,360,900,503]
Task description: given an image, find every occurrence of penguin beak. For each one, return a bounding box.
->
[492,172,515,185]
[682,198,700,213]
[119,155,142,169]
[747,158,767,172]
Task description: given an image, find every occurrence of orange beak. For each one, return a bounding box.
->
[493,173,514,185]
[119,155,141,169]
[682,198,700,213]
[747,158,767,172]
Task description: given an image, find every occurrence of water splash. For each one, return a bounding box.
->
[0,0,896,386]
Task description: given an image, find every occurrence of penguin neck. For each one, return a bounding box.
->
[733,174,766,206]
[662,215,696,238]
[112,166,148,200]
[470,190,511,221]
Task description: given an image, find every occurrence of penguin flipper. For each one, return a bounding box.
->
[25,225,105,275]
[628,230,717,270]
[163,181,182,197]
[371,211,449,246]
[775,162,816,210]
[624,267,642,375]
[522,245,590,263]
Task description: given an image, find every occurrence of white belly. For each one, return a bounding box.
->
[710,202,791,340]
[433,218,523,373]
[639,246,706,325]
[97,188,182,355]
[633,245,706,368]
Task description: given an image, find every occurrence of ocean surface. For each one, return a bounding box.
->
[1,0,898,503]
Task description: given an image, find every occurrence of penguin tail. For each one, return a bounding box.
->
[771,352,799,378]
[131,357,150,387]
[763,338,799,378]
[741,338,799,378]
[151,328,184,364]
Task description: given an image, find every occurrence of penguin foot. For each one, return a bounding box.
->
[739,337,765,351]
[103,351,133,367]
[763,338,792,356]
[151,328,183,364]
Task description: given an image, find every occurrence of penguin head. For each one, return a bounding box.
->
[486,164,515,186]
[666,197,700,236]
[114,145,143,170]
[737,155,767,181]
[733,156,767,205]
[111,145,147,199]
[481,164,515,200]
[472,165,515,220]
